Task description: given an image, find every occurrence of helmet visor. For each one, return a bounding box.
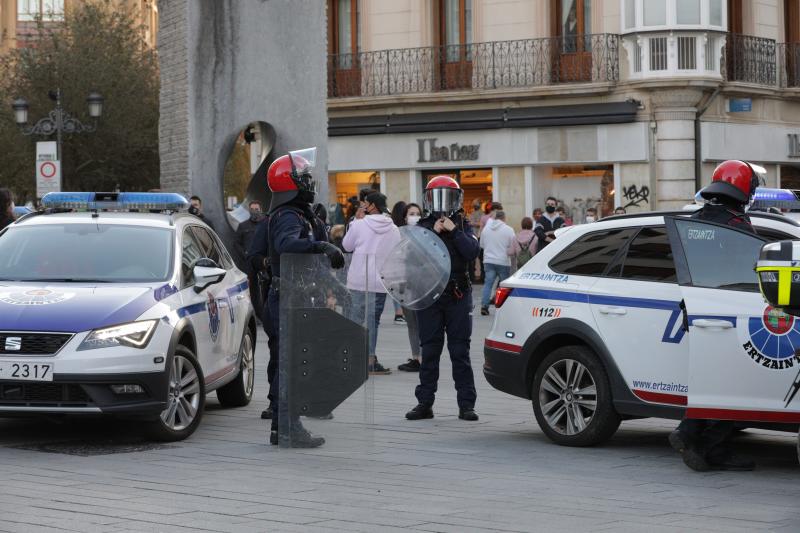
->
[425,187,463,216]
[289,147,318,193]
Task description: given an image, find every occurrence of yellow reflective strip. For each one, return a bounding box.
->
[779,269,792,306]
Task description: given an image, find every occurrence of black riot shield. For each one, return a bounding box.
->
[278,253,373,449]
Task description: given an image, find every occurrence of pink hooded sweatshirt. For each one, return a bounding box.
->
[342,214,401,293]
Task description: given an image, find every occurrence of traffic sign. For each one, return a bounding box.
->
[36,141,60,197]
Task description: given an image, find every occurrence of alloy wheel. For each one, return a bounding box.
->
[538,358,598,436]
[160,354,201,431]
[241,334,254,398]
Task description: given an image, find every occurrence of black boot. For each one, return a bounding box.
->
[269,424,325,448]
[459,408,479,421]
[261,403,273,420]
[406,403,434,420]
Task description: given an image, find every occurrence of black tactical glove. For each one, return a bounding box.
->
[313,241,345,270]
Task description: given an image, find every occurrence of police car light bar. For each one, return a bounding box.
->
[750,188,800,211]
[41,192,189,212]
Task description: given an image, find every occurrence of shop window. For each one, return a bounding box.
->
[552,0,593,82]
[329,171,379,225]
[328,0,361,97]
[435,0,473,90]
[18,0,64,21]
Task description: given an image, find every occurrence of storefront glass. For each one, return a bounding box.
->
[537,165,615,223]
[328,171,380,225]
[780,165,800,189]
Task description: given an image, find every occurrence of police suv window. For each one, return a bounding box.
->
[550,228,637,276]
[191,226,223,267]
[181,228,204,288]
[673,219,766,292]
[612,227,677,282]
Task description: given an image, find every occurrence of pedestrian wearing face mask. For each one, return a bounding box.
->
[584,207,598,223]
[398,203,423,372]
[236,201,265,318]
[534,197,565,253]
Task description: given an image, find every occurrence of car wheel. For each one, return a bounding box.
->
[147,345,205,442]
[531,345,621,447]
[216,329,255,408]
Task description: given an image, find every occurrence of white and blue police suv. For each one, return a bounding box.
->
[0,192,256,441]
[485,191,800,448]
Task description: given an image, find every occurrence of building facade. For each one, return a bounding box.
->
[0,0,158,53]
[327,0,800,228]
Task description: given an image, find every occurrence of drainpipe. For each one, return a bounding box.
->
[694,86,722,191]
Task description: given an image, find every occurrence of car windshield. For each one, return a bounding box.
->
[0,224,173,283]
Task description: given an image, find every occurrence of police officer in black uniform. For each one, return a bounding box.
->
[406,175,481,422]
[670,159,761,471]
[247,214,276,420]
[264,148,344,448]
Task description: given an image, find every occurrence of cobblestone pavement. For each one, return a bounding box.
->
[0,291,799,532]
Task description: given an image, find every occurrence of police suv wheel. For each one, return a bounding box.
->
[147,345,206,442]
[217,329,255,408]
[532,346,621,447]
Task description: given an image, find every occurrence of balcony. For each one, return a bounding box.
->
[723,35,800,88]
[327,34,620,99]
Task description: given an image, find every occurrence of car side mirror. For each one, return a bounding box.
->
[756,240,800,316]
[193,258,226,293]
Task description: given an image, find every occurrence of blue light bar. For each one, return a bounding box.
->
[750,188,800,210]
[41,192,189,212]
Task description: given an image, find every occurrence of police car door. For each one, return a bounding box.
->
[586,226,689,407]
[665,216,800,422]
[179,226,217,380]
[189,226,236,379]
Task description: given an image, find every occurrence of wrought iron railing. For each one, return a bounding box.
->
[327,34,619,98]
[779,42,800,88]
[723,33,777,85]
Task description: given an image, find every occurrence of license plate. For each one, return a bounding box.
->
[0,361,54,381]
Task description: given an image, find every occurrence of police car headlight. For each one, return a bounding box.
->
[78,320,158,350]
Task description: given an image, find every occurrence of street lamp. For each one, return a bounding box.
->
[12,88,103,162]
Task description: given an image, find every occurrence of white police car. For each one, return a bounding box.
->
[0,192,256,441]
[485,203,800,447]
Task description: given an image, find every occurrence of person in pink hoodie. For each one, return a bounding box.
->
[342,192,401,374]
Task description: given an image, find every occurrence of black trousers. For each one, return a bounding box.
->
[415,291,477,410]
[676,418,735,455]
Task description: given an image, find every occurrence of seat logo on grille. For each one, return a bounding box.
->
[4,337,21,351]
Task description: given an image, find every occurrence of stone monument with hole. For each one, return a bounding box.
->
[157,0,328,243]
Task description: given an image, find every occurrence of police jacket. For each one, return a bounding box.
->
[691,201,754,234]
[246,215,271,275]
[419,212,480,284]
[267,201,328,278]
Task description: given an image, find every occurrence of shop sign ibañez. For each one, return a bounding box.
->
[417,138,480,163]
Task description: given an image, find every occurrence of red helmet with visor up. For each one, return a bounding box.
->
[267,147,317,211]
[700,160,761,205]
[424,175,463,217]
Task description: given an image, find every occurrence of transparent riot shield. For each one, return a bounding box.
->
[380,225,451,310]
[278,253,373,450]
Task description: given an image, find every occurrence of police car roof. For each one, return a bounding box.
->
[602,209,800,227]
[13,211,181,229]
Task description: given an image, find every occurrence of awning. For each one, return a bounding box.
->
[329,102,639,137]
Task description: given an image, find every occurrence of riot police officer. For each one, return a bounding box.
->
[670,159,760,471]
[691,159,759,233]
[406,176,480,422]
[264,147,344,448]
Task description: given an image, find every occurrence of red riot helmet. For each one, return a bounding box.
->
[700,160,762,205]
[267,147,317,211]
[424,175,463,217]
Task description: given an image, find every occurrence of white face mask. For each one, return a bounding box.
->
[585,216,595,223]
[407,215,421,226]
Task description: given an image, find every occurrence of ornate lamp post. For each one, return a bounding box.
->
[12,89,104,189]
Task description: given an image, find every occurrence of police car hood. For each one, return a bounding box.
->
[0,283,166,333]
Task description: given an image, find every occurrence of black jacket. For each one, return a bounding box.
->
[418,212,480,283]
[0,216,13,231]
[534,214,566,252]
[691,201,754,233]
